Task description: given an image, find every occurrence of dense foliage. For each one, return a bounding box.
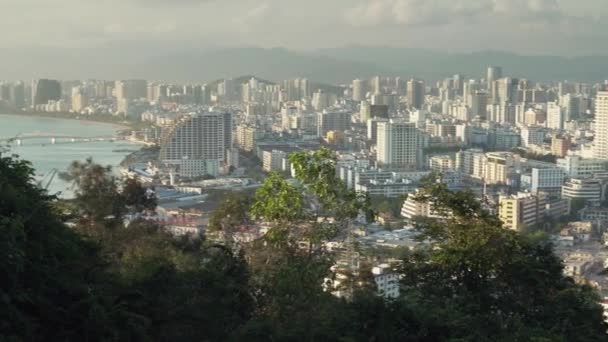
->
[1,150,607,341]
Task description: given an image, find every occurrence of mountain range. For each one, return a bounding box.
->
[1,45,606,84]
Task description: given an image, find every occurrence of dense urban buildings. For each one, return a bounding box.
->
[3,64,608,325]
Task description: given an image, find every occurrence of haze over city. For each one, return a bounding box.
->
[3,0,608,340]
[2,0,608,81]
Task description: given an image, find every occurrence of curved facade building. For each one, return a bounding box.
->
[159,110,232,177]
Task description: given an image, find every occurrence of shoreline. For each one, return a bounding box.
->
[0,112,132,131]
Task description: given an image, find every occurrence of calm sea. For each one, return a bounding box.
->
[0,114,137,197]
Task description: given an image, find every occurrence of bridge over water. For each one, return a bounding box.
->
[0,133,122,145]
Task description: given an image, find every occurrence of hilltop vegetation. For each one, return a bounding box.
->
[1,150,606,341]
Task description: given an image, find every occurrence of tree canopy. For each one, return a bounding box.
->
[2,152,607,341]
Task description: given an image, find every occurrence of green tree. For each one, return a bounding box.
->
[61,157,126,228]
[208,192,252,233]
[0,155,122,340]
[122,177,157,214]
[398,182,607,340]
[1,154,255,341]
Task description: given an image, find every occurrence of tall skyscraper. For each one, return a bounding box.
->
[193,84,209,105]
[0,83,10,101]
[406,79,425,109]
[352,79,365,102]
[32,79,61,106]
[115,80,147,101]
[487,66,503,88]
[9,82,25,108]
[371,76,382,95]
[470,91,489,119]
[463,80,480,106]
[360,101,371,122]
[299,78,310,99]
[546,102,564,130]
[452,74,465,96]
[71,86,88,112]
[218,79,236,102]
[376,121,418,170]
[496,77,519,104]
[594,91,608,159]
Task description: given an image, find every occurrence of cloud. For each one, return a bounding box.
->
[345,0,490,27]
[121,0,216,6]
[345,0,574,27]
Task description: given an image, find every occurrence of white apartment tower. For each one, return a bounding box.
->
[546,102,564,130]
[352,79,365,102]
[376,121,418,170]
[159,111,232,177]
[594,91,608,160]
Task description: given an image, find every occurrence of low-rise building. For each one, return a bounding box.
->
[429,155,455,173]
[401,192,447,220]
[372,264,400,299]
[562,178,602,206]
[262,149,289,173]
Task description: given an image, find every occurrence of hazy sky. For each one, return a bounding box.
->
[2,0,607,55]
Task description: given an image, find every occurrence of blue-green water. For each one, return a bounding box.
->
[0,114,136,197]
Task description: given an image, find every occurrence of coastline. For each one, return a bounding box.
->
[0,111,132,131]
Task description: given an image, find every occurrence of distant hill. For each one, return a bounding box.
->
[315,47,608,82]
[0,45,606,84]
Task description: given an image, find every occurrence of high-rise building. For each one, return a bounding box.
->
[376,121,418,169]
[193,84,210,105]
[463,80,480,106]
[32,79,61,106]
[299,78,310,99]
[0,83,10,101]
[488,102,516,124]
[487,66,502,88]
[9,82,25,108]
[159,110,233,177]
[312,90,336,111]
[561,93,587,122]
[496,77,519,104]
[470,91,489,119]
[360,101,372,122]
[71,87,89,112]
[352,79,365,102]
[452,74,465,96]
[367,117,389,142]
[317,111,351,137]
[546,102,564,130]
[594,91,608,159]
[218,79,236,102]
[406,79,425,109]
[236,125,262,152]
[115,80,147,101]
[371,76,382,95]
